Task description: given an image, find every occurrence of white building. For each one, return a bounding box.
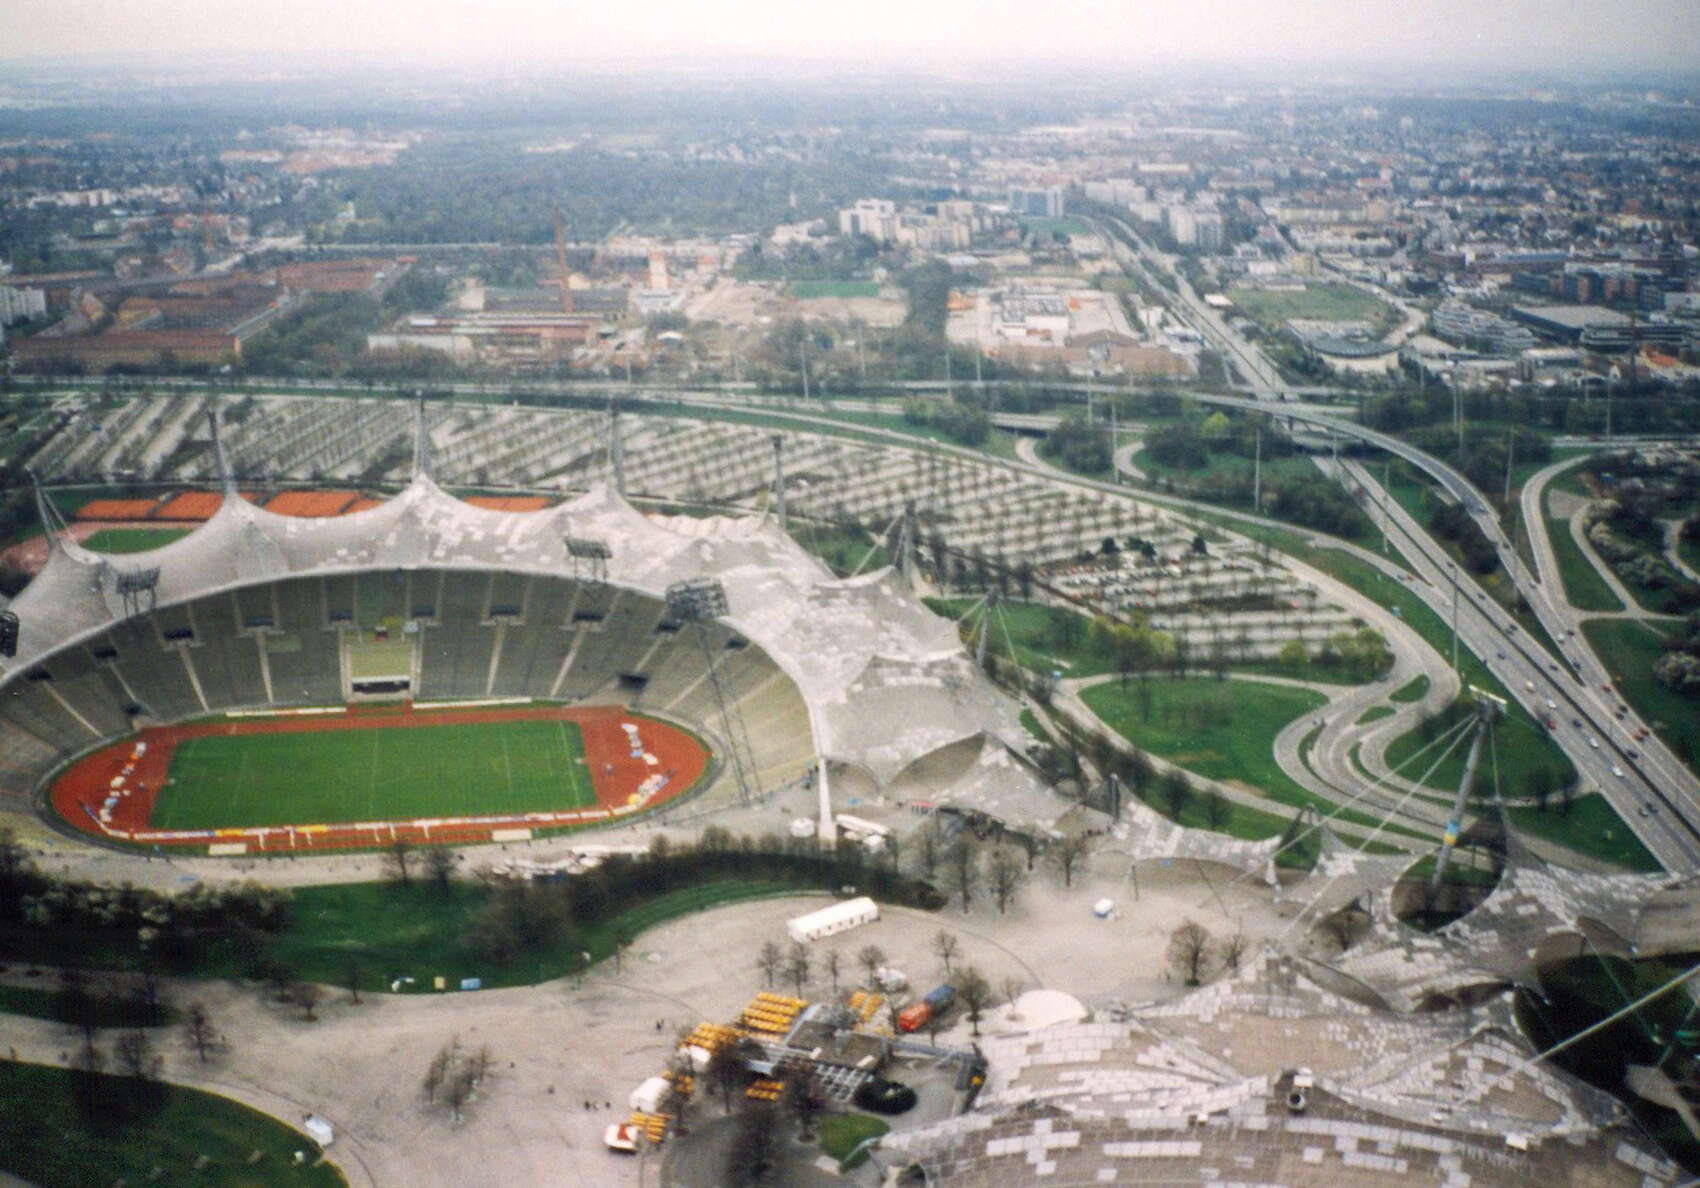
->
[839,199,897,242]
[787,897,879,943]
[0,285,47,326]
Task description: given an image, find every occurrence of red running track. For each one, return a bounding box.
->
[47,703,709,854]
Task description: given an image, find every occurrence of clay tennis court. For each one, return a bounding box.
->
[47,703,709,854]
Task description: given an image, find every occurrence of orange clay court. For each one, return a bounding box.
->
[49,703,709,854]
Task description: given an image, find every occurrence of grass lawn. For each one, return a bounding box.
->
[1390,675,1429,703]
[153,719,593,830]
[0,983,175,1028]
[1356,705,1394,725]
[1082,678,1329,806]
[1225,282,1391,327]
[924,597,1373,686]
[1545,514,1625,612]
[1131,447,1319,487]
[1506,794,1661,872]
[789,280,881,300]
[82,527,192,553]
[1581,617,1700,775]
[1020,216,1090,237]
[1676,532,1700,579]
[0,1061,345,1188]
[926,598,1118,677]
[791,521,892,577]
[818,1113,889,1169]
[0,878,841,993]
[1382,703,1574,799]
[1081,676,1429,841]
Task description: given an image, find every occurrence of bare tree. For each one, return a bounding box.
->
[914,822,942,880]
[780,1060,827,1141]
[442,1062,479,1122]
[857,944,886,988]
[1048,832,1092,887]
[425,847,456,894]
[785,942,812,996]
[1201,788,1232,832]
[987,847,1027,915]
[946,840,980,912]
[345,957,364,1005]
[823,949,842,996]
[1220,932,1248,974]
[384,838,415,887]
[956,967,994,1037]
[421,1036,491,1123]
[114,1029,161,1081]
[1160,770,1193,823]
[706,1041,748,1113]
[932,929,960,975]
[422,1040,455,1104]
[1001,976,1025,1010]
[1167,920,1214,987]
[286,982,321,1022]
[725,1100,781,1187]
[756,939,784,987]
[182,1001,220,1064]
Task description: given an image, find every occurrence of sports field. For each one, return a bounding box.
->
[1226,282,1392,327]
[152,718,593,830]
[789,280,880,299]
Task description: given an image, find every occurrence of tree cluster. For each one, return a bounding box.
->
[902,398,990,446]
[1039,413,1112,474]
[1425,495,1501,574]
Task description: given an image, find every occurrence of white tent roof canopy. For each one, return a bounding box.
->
[1,479,1033,792]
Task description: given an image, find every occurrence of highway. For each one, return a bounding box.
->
[1338,456,1700,870]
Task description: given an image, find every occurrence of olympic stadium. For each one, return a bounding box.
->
[0,406,1045,855]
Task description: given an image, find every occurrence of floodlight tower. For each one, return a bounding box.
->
[770,435,787,532]
[114,566,162,620]
[207,401,236,497]
[1429,686,1506,895]
[976,587,1000,670]
[607,400,626,496]
[665,578,760,806]
[412,393,434,480]
[564,536,611,585]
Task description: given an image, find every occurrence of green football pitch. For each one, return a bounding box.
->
[151,719,594,830]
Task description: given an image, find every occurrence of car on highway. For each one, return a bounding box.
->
[1627,749,1640,760]
[1571,718,1583,729]
[1546,699,1557,710]
[1613,766,1625,778]
[1587,737,1600,749]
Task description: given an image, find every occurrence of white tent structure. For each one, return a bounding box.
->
[0,463,1050,842]
[787,896,879,943]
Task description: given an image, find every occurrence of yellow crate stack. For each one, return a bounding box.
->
[738,992,805,1036]
[744,1078,784,1102]
[626,1111,671,1143]
[682,1021,742,1054]
[847,989,885,1024]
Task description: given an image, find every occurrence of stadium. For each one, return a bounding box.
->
[0,410,1043,856]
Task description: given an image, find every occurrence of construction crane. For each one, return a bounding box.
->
[551,205,574,315]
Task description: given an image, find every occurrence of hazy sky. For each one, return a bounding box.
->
[4,0,1699,72]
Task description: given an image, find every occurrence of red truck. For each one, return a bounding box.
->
[896,984,956,1033]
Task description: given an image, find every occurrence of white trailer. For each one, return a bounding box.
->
[787,896,879,944]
